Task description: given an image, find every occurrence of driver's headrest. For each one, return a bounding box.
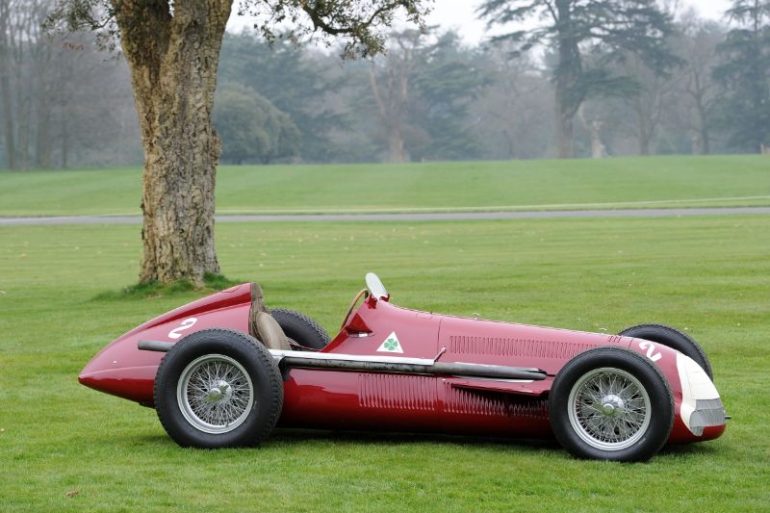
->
[254,311,291,351]
[248,282,291,350]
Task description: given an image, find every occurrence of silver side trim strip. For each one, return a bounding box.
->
[137,342,546,380]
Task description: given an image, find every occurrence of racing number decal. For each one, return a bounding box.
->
[638,340,662,362]
[168,318,197,340]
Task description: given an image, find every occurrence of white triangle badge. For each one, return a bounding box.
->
[377,332,403,353]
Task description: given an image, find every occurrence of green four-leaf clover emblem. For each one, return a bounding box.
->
[384,338,398,351]
[377,332,403,353]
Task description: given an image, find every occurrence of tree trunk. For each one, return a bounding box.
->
[0,60,15,169]
[700,127,711,155]
[578,106,606,158]
[34,38,52,169]
[113,0,232,285]
[0,0,16,169]
[555,98,574,159]
[36,106,51,169]
[17,93,30,169]
[694,96,711,155]
[387,125,407,163]
[369,63,409,163]
[35,69,52,169]
[60,115,68,169]
[554,0,582,159]
[636,102,650,155]
[634,87,659,156]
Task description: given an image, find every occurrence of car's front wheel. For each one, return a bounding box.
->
[549,347,674,462]
[154,329,283,448]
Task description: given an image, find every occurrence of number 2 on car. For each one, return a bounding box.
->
[168,318,197,339]
[639,340,662,362]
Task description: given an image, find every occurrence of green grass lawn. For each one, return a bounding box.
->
[1,155,769,216]
[1,215,769,512]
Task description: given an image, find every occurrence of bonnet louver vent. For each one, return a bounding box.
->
[449,335,595,359]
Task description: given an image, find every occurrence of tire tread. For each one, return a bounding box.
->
[270,308,330,349]
[154,329,283,448]
[619,323,713,379]
[549,346,674,462]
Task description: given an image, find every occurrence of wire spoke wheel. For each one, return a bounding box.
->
[568,367,651,451]
[550,347,673,461]
[177,354,255,434]
[155,329,283,448]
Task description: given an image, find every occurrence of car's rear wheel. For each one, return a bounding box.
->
[619,324,713,379]
[154,329,283,448]
[271,308,330,350]
[549,347,674,462]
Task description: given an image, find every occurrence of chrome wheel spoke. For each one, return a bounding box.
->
[177,354,255,434]
[568,367,652,451]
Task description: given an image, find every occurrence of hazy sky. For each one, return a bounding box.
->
[228,1,734,44]
[427,0,732,44]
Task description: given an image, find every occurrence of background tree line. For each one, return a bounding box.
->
[1,0,768,170]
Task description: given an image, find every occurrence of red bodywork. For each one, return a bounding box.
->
[80,283,725,444]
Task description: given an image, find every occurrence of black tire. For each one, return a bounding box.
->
[154,329,283,448]
[270,308,330,350]
[619,324,713,380]
[549,347,674,462]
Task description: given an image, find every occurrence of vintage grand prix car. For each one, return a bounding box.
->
[80,273,726,462]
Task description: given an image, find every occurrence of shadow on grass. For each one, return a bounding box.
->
[274,428,559,449]
[270,430,720,461]
[123,428,720,463]
[126,428,561,455]
[658,442,720,458]
[92,273,244,301]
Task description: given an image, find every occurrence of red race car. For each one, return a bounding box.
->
[80,273,726,462]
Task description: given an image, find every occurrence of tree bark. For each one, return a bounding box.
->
[387,126,407,163]
[691,87,711,155]
[369,63,408,163]
[60,115,69,168]
[637,103,652,155]
[555,99,575,158]
[0,58,16,169]
[578,106,605,158]
[34,37,52,169]
[554,0,582,158]
[113,0,232,284]
[17,90,30,169]
[0,0,16,169]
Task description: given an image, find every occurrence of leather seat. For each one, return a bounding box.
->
[248,282,291,350]
[254,310,292,351]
